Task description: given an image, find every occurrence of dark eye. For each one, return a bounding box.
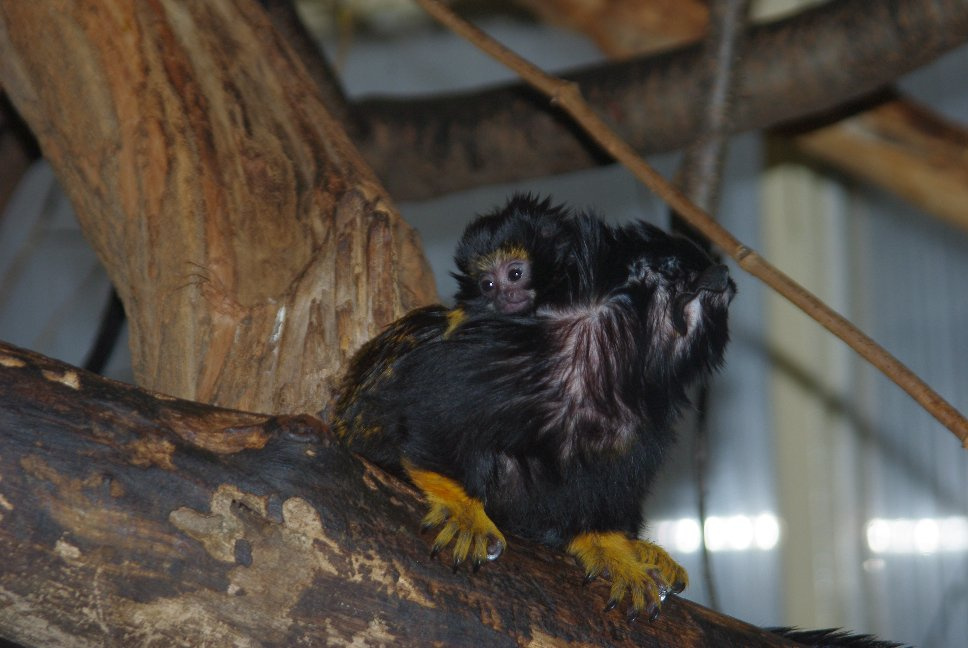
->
[480,278,495,293]
[507,267,522,282]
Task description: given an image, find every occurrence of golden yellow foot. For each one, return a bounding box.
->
[404,464,507,571]
[566,532,688,621]
[633,539,688,594]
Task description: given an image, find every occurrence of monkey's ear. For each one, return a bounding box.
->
[451,271,477,300]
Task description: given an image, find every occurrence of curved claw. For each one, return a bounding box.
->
[634,539,689,596]
[486,538,505,561]
[567,532,689,622]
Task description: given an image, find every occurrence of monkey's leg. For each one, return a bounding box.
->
[403,462,507,571]
[566,532,685,621]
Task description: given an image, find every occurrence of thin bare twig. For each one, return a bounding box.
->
[673,0,752,611]
[674,0,750,219]
[414,0,968,448]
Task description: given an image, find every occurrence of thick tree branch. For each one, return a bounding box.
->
[0,0,437,413]
[0,341,803,646]
[352,0,968,200]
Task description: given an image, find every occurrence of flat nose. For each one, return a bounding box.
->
[696,264,730,292]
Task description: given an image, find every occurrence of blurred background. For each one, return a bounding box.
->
[1,1,965,645]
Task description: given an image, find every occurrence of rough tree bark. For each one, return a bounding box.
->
[0,0,437,414]
[0,341,803,646]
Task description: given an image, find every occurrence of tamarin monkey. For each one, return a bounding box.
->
[451,194,579,318]
[333,198,735,621]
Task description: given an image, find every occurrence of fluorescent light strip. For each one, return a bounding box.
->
[866,517,968,555]
[652,515,968,556]
[652,513,781,554]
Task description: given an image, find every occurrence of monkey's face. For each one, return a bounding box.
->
[474,249,535,315]
[626,230,736,385]
[454,195,575,315]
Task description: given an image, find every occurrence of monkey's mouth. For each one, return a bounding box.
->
[671,264,734,335]
[500,297,532,314]
[497,288,536,314]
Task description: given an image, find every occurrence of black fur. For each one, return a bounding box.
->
[769,627,906,648]
[334,201,735,549]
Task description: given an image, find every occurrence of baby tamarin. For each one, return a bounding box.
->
[452,194,577,317]
[334,198,735,621]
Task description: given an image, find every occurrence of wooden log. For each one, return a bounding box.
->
[794,95,968,232]
[0,0,437,414]
[515,0,709,56]
[0,341,802,646]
